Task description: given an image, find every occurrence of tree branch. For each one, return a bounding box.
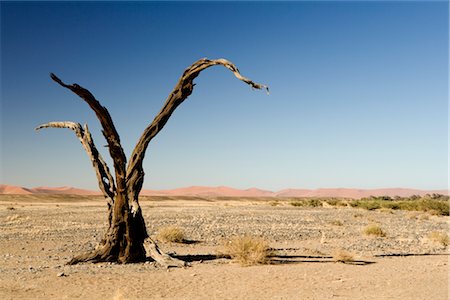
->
[35,121,116,204]
[125,58,268,197]
[49,74,127,192]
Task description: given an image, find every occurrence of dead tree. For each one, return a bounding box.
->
[36,58,268,265]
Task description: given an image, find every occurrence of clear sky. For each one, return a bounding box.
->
[1,1,448,191]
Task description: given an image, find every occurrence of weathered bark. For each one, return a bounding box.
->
[38,58,267,265]
[35,122,116,226]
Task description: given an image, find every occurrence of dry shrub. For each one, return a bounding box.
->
[290,199,322,207]
[332,249,354,263]
[330,220,343,226]
[363,224,386,237]
[428,232,449,247]
[224,236,272,266]
[156,226,186,243]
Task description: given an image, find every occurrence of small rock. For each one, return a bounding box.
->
[57,272,66,277]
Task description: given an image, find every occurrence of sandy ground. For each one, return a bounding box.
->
[0,195,448,299]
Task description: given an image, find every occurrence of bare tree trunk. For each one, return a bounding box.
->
[37,58,267,265]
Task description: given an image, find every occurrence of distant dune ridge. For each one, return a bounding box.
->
[0,184,447,198]
[0,185,100,196]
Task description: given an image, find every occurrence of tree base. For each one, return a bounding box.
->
[67,238,185,268]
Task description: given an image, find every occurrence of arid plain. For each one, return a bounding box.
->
[0,191,448,299]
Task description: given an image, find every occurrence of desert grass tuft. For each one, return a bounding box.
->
[224,236,272,266]
[428,231,449,247]
[363,224,386,237]
[332,249,354,263]
[156,225,186,243]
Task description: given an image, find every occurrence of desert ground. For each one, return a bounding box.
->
[0,195,448,299]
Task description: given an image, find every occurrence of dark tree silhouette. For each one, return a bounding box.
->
[36,58,268,265]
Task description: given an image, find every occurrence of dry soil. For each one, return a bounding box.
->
[0,195,448,299]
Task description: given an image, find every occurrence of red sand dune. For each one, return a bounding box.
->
[0,184,34,195]
[0,184,447,198]
[140,186,273,197]
[32,186,100,195]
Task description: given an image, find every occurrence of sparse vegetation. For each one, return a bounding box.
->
[224,236,272,266]
[156,226,186,243]
[290,199,321,207]
[363,224,386,237]
[332,249,354,263]
[284,194,449,215]
[349,195,449,216]
[428,232,449,247]
[325,199,348,207]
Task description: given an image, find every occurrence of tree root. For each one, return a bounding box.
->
[67,246,117,265]
[143,238,186,268]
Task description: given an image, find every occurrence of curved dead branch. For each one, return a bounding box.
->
[35,122,116,222]
[126,58,269,199]
[49,74,127,192]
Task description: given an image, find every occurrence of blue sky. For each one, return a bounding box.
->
[1,1,448,191]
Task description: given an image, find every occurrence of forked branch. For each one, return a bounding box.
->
[126,58,269,192]
[35,122,116,203]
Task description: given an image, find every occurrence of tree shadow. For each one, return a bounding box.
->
[172,254,230,263]
[374,253,449,258]
[169,252,375,265]
[154,247,447,266]
[181,239,201,245]
[270,255,375,265]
